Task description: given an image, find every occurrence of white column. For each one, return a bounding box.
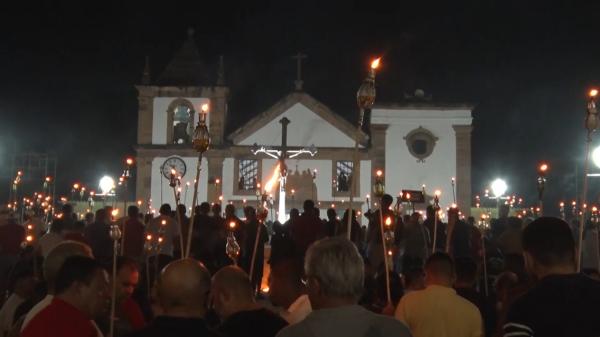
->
[278,175,287,223]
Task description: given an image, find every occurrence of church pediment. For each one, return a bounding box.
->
[229,92,368,148]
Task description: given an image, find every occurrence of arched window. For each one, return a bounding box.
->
[173,105,193,144]
[166,99,195,145]
[404,127,438,162]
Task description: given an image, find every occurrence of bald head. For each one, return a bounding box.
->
[44,241,93,293]
[157,258,211,317]
[212,266,254,300]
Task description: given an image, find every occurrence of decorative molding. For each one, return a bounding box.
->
[403,126,439,162]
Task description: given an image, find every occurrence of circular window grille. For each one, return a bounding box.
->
[404,127,438,162]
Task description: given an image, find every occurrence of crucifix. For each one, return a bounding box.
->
[252,117,317,223]
[291,52,307,91]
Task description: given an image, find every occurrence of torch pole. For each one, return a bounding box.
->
[578,134,592,272]
[347,120,362,241]
[249,217,262,290]
[172,187,185,260]
[378,205,392,306]
[186,153,203,259]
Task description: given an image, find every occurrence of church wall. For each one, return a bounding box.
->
[149,156,209,211]
[372,108,471,209]
[151,97,211,145]
[237,103,356,148]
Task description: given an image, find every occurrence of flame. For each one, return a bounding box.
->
[371,58,381,69]
[161,219,167,226]
[539,163,548,172]
[385,217,392,226]
[434,190,442,197]
[201,103,209,112]
[376,170,383,177]
[26,235,33,242]
[264,164,281,193]
[590,89,598,98]
[146,234,152,241]
[111,209,119,217]
[229,221,236,229]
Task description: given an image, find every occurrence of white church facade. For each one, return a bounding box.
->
[134,31,473,221]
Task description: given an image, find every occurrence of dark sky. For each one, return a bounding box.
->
[2,1,600,214]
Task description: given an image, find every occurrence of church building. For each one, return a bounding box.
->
[134,30,473,221]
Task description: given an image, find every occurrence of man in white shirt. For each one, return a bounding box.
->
[146,204,180,257]
[0,265,35,335]
[269,257,312,324]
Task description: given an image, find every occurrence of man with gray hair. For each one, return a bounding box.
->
[276,237,411,337]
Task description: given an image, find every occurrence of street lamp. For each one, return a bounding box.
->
[537,163,549,215]
[490,178,507,198]
[490,178,507,217]
[99,176,115,196]
[578,88,599,271]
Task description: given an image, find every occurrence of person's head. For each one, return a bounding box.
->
[289,208,300,220]
[499,204,510,218]
[55,256,110,319]
[225,204,236,218]
[211,266,255,319]
[303,199,315,214]
[467,216,475,226]
[159,204,172,216]
[211,203,222,217]
[426,205,435,219]
[113,257,139,303]
[128,205,139,219]
[44,241,93,293]
[522,217,576,278]
[199,202,211,215]
[157,258,211,318]
[84,212,94,224]
[95,208,108,224]
[72,220,86,233]
[403,267,425,291]
[326,208,337,221]
[243,206,256,221]
[268,257,305,309]
[176,204,187,217]
[49,218,65,234]
[342,208,356,222]
[304,237,364,309]
[454,257,478,287]
[424,252,455,287]
[410,212,422,225]
[381,194,393,209]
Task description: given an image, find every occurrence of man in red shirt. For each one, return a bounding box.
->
[122,206,145,261]
[112,256,145,335]
[21,255,110,337]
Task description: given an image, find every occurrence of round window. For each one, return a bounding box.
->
[404,127,438,162]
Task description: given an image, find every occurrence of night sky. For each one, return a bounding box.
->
[2,1,600,214]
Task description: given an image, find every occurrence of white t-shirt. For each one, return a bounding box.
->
[147,215,180,256]
[280,294,312,325]
[0,293,25,335]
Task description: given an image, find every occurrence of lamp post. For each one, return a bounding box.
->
[186,103,211,259]
[537,163,548,216]
[490,178,508,217]
[348,57,380,240]
[578,89,599,271]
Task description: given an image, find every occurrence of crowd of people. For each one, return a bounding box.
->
[0,194,599,337]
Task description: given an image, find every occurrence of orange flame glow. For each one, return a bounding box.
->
[590,89,598,98]
[385,217,392,227]
[371,58,381,69]
[264,164,281,193]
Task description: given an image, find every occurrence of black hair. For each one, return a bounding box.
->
[159,204,172,215]
[381,194,393,207]
[425,252,454,278]
[55,256,104,295]
[303,199,315,211]
[522,217,575,267]
[128,205,139,217]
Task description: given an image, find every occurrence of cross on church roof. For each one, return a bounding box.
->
[291,52,307,91]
